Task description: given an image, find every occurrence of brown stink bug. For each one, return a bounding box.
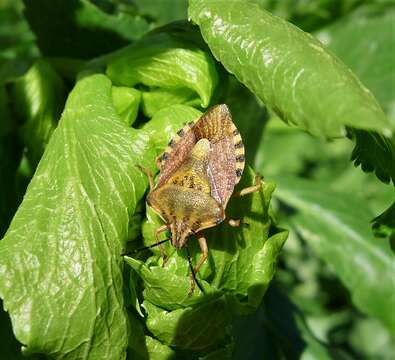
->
[139,104,261,287]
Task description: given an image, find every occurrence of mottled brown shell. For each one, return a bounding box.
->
[156,104,245,207]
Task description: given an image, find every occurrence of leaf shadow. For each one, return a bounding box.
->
[24,0,142,58]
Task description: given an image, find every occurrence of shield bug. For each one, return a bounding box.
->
[139,104,261,287]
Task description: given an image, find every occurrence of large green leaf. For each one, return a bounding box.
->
[23,0,150,58]
[188,0,391,138]
[0,74,157,359]
[272,176,395,335]
[315,6,395,185]
[12,60,66,168]
[106,33,218,108]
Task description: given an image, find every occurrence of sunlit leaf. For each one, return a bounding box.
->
[0,74,156,358]
[106,33,218,108]
[112,86,141,126]
[188,0,391,138]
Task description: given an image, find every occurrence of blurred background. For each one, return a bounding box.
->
[1,0,394,358]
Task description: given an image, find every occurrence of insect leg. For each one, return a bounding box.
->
[136,165,155,191]
[155,224,169,260]
[185,245,204,294]
[228,218,249,228]
[228,219,241,227]
[194,234,209,275]
[155,154,162,169]
[233,175,262,197]
[121,237,170,256]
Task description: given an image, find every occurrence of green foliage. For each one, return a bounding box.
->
[317,5,395,122]
[112,86,141,126]
[372,201,395,247]
[0,74,155,359]
[132,0,188,26]
[188,0,391,138]
[273,176,395,335]
[317,5,395,184]
[106,33,218,108]
[22,0,150,58]
[12,60,66,167]
[1,0,394,358]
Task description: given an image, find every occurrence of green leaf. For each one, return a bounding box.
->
[272,176,395,336]
[133,0,188,26]
[188,0,391,138]
[12,59,66,167]
[372,201,395,247]
[0,1,38,68]
[106,33,218,108]
[125,253,215,311]
[141,88,200,118]
[351,130,395,184]
[315,6,395,185]
[143,297,233,351]
[317,6,395,123]
[112,86,141,126]
[349,316,395,358]
[0,74,157,359]
[127,310,176,360]
[23,0,150,58]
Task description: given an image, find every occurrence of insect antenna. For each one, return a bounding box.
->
[185,244,205,294]
[121,238,170,256]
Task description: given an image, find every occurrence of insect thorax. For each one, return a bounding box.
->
[148,139,224,247]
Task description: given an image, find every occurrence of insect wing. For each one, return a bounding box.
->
[194,104,245,205]
[156,123,196,188]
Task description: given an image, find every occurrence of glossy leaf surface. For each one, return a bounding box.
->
[189,0,391,138]
[0,74,156,359]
